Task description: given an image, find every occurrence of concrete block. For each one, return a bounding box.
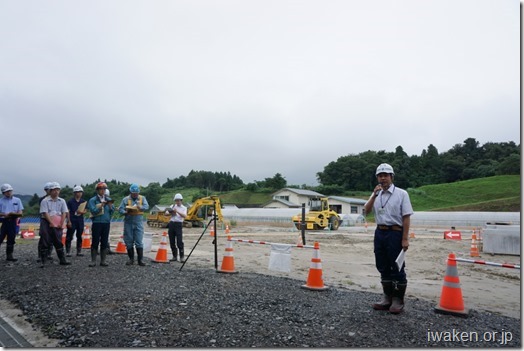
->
[482,223,520,255]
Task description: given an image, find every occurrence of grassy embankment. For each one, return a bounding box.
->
[158,175,520,212]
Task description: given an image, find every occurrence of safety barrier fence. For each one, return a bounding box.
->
[227,237,315,249]
[17,216,130,224]
[451,257,520,270]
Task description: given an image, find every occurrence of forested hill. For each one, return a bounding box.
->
[315,138,519,194]
[16,138,519,215]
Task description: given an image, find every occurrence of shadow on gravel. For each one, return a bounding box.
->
[0,241,520,347]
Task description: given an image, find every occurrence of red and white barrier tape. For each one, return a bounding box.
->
[452,257,520,270]
[228,237,315,249]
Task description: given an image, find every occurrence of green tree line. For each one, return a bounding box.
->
[21,138,519,215]
[316,138,520,193]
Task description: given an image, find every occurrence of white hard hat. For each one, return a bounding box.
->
[44,182,54,190]
[376,163,395,176]
[174,193,183,200]
[1,184,13,193]
[73,185,84,192]
[105,189,110,196]
[50,182,61,190]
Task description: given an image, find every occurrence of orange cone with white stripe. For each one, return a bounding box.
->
[225,224,230,234]
[115,235,127,254]
[153,232,169,263]
[434,253,469,317]
[470,234,480,257]
[210,224,215,237]
[217,236,238,274]
[301,242,328,291]
[81,225,91,249]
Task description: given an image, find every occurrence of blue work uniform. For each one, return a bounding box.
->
[119,195,149,250]
[87,195,114,252]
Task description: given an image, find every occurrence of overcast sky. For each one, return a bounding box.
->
[1,0,520,196]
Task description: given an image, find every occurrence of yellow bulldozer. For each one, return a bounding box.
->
[147,195,224,228]
[291,197,341,231]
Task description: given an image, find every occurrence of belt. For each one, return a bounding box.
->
[377,225,403,232]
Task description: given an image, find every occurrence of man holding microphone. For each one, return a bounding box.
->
[364,163,413,314]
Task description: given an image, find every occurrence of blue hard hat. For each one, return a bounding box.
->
[129,184,140,193]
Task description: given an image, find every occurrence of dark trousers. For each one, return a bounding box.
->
[0,217,17,251]
[91,222,110,251]
[66,219,84,251]
[374,228,407,284]
[168,221,184,257]
[38,219,64,255]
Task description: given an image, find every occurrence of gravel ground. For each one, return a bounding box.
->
[0,240,520,348]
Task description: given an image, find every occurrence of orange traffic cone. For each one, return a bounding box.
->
[470,234,480,257]
[301,242,328,291]
[409,231,415,239]
[434,253,469,317]
[210,224,215,237]
[115,235,127,254]
[217,236,238,274]
[225,224,230,234]
[153,232,169,263]
[81,225,91,249]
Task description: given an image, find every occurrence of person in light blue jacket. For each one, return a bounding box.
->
[87,182,114,267]
[118,184,149,266]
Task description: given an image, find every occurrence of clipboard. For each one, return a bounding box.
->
[77,202,87,213]
[395,249,406,271]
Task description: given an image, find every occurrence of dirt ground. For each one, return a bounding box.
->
[137,222,521,319]
[3,221,521,346]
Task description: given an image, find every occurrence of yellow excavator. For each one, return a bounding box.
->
[184,195,224,228]
[147,195,224,228]
[291,197,340,230]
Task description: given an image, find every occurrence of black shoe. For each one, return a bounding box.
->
[76,253,84,257]
[169,258,177,262]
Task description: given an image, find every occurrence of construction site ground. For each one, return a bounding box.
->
[0,221,520,347]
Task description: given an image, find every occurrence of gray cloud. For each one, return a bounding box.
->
[1,0,519,195]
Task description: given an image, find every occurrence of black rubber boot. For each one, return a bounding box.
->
[58,249,71,265]
[47,247,53,262]
[6,246,18,262]
[100,249,108,267]
[76,246,84,257]
[372,280,393,311]
[389,282,407,314]
[89,249,97,267]
[137,248,146,266]
[126,248,134,265]
[65,242,72,257]
[170,251,177,262]
[179,249,185,263]
[39,250,47,268]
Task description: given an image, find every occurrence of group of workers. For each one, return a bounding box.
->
[0,181,188,269]
[1,162,412,314]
